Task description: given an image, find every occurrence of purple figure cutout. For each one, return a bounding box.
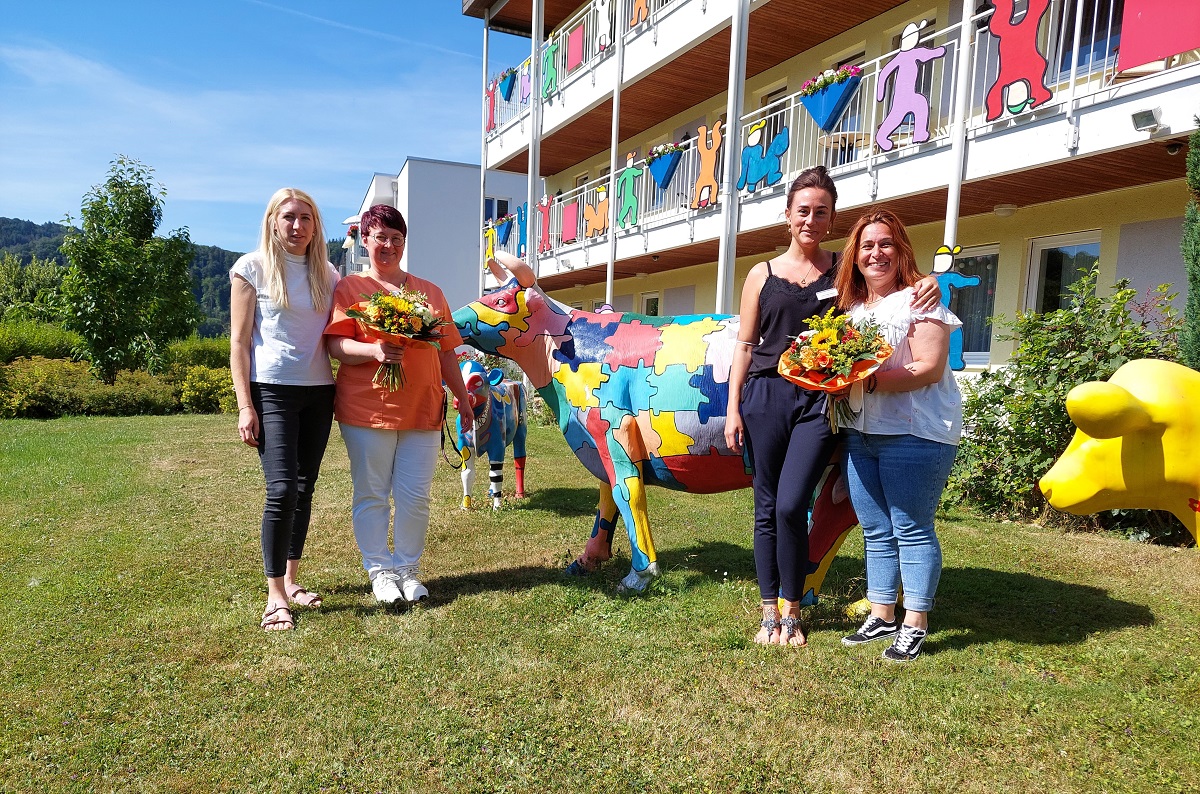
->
[876,21,946,152]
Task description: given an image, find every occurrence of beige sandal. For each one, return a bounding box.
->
[260,605,294,631]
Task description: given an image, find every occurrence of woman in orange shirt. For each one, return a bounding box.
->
[325,204,473,606]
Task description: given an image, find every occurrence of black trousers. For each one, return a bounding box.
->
[741,375,837,602]
[250,382,336,578]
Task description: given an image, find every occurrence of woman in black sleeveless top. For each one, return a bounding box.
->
[725,167,940,646]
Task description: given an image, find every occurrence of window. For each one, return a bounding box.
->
[1054,0,1124,77]
[483,196,510,221]
[758,85,789,147]
[948,245,999,365]
[640,292,660,316]
[1027,232,1100,312]
[823,50,868,168]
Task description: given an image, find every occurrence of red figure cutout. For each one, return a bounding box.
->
[485,79,498,133]
[985,0,1054,121]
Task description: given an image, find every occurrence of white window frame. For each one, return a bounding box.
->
[952,243,999,368]
[640,291,661,316]
[1025,230,1101,312]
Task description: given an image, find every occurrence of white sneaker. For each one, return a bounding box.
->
[397,566,428,603]
[371,571,403,605]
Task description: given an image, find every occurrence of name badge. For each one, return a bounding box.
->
[816,288,838,301]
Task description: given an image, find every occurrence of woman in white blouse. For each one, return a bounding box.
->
[230,188,339,631]
[833,209,962,662]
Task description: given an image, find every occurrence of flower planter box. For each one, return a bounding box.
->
[499,72,517,101]
[496,219,514,246]
[647,150,683,191]
[800,75,862,132]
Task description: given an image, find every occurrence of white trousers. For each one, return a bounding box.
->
[339,423,439,578]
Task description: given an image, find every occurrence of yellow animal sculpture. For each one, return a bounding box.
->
[1039,358,1200,543]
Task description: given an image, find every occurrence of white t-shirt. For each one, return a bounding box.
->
[846,287,963,445]
[230,252,339,386]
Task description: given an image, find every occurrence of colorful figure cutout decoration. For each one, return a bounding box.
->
[691,120,723,209]
[629,0,649,28]
[584,185,609,238]
[483,220,498,263]
[616,152,642,229]
[520,62,531,104]
[454,358,528,510]
[485,78,498,133]
[736,120,790,193]
[455,253,861,596]
[931,244,979,371]
[535,194,552,254]
[985,0,1054,121]
[1040,358,1200,545]
[595,0,613,52]
[875,21,946,152]
[542,40,560,98]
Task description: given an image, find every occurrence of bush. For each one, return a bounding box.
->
[0,357,176,418]
[179,365,237,413]
[949,269,1181,539]
[0,320,82,363]
[166,335,231,371]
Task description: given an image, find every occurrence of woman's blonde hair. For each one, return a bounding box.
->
[257,187,333,312]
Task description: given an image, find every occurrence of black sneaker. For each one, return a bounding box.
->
[882,624,928,662]
[841,615,900,646]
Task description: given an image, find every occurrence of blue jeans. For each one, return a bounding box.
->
[842,431,957,613]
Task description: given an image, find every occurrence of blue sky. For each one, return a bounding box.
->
[0,1,531,252]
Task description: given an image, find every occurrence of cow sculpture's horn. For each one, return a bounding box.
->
[489,251,537,288]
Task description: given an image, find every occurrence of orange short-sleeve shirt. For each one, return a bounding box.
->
[324,273,464,431]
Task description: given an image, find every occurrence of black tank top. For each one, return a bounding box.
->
[748,254,841,377]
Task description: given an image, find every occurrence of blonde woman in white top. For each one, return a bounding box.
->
[833,209,962,662]
[230,188,339,631]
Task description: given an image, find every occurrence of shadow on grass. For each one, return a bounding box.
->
[516,486,598,517]
[927,566,1155,650]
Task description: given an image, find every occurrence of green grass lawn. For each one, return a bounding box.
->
[1,415,1197,793]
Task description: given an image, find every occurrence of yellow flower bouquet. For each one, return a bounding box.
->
[777,308,892,430]
[345,287,448,390]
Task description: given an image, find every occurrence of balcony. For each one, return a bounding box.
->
[484,0,1197,291]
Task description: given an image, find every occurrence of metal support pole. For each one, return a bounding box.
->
[714,0,750,314]
[604,6,626,308]
[478,8,491,297]
[942,0,976,253]
[527,0,544,276]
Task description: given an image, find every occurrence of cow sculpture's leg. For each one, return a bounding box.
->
[512,386,528,498]
[459,446,475,510]
[610,460,659,593]
[488,460,504,509]
[565,486,618,576]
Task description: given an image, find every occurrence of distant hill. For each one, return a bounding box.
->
[0,216,242,337]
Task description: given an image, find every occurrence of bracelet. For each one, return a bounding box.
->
[238,405,253,412]
[866,375,878,395]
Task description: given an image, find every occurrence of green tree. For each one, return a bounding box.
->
[60,156,201,382]
[1180,123,1200,370]
[0,252,65,322]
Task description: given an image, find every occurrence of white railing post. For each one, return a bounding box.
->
[478,8,491,296]
[606,0,626,307]
[943,0,977,253]
[716,0,750,315]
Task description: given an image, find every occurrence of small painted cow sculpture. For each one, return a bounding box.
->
[1040,358,1200,544]
[454,359,529,510]
[453,252,858,594]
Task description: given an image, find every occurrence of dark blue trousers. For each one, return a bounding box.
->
[251,382,336,578]
[741,375,837,602]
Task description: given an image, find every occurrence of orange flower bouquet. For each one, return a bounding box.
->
[345,287,449,390]
[777,308,892,430]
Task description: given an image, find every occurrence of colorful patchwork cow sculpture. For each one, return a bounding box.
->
[453,252,858,595]
[1039,358,1200,544]
[454,358,529,510]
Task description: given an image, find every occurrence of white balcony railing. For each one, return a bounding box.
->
[483,0,1189,263]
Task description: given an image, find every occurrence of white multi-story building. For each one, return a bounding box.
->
[342,157,528,312]
[465,0,1198,367]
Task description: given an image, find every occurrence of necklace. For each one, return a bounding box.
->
[865,290,895,307]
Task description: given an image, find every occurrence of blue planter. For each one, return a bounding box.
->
[799,75,862,132]
[496,219,513,245]
[647,150,683,191]
[499,72,517,101]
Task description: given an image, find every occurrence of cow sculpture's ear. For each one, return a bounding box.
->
[1066,381,1152,439]
[493,251,537,289]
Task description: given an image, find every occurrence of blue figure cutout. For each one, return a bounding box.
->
[933,244,980,371]
[515,201,528,258]
[736,120,790,193]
